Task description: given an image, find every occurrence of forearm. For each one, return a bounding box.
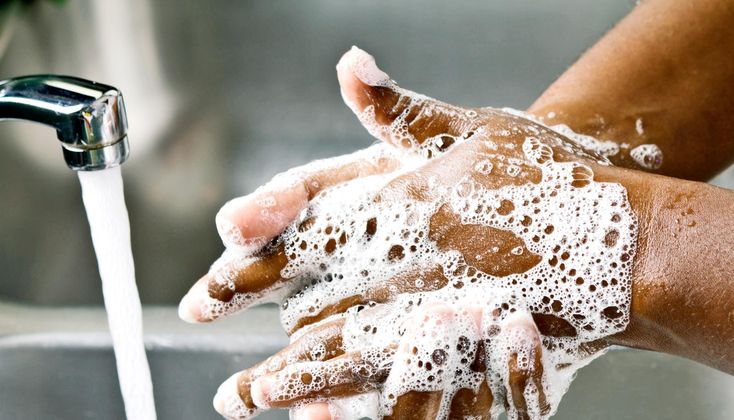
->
[528,0,734,181]
[606,169,734,373]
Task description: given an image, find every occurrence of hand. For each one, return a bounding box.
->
[180,47,644,419]
[215,304,552,420]
[179,47,627,331]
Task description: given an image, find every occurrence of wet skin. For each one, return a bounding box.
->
[529,0,734,375]
[180,50,734,419]
[180,0,734,417]
[529,0,734,181]
[196,84,594,418]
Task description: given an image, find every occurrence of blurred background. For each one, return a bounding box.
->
[0,0,732,305]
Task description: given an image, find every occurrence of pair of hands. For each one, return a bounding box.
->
[179,47,640,420]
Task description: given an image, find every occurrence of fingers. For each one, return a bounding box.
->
[448,381,493,420]
[446,332,493,420]
[381,304,488,420]
[504,314,550,420]
[213,318,346,419]
[216,144,401,252]
[179,244,290,323]
[280,266,449,334]
[183,144,403,324]
[380,381,493,420]
[337,46,477,155]
[214,303,555,420]
[214,371,259,420]
[291,391,383,420]
[248,348,394,409]
[216,303,485,418]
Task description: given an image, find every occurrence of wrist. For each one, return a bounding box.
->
[589,165,679,352]
[606,172,734,374]
[620,174,703,352]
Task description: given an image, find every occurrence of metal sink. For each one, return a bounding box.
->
[0,304,289,420]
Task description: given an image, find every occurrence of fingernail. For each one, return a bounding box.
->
[423,302,454,315]
[216,195,286,253]
[213,372,255,418]
[336,46,388,87]
[177,290,203,323]
[216,197,252,249]
[466,305,484,329]
[213,373,237,413]
[178,278,210,323]
[250,375,275,408]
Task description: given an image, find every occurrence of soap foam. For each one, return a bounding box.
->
[209,107,638,419]
[214,144,398,254]
[269,133,634,418]
[630,143,663,170]
[507,108,664,173]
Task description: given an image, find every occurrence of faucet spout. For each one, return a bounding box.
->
[0,75,129,171]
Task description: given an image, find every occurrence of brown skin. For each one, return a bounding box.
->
[184,1,734,417]
[229,154,734,419]
[193,52,732,419]
[239,306,545,419]
[609,171,734,374]
[196,70,603,417]
[528,0,734,373]
[529,0,734,180]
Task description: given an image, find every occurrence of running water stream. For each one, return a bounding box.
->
[78,166,157,420]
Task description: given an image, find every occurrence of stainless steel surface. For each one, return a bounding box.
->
[0,75,129,170]
[0,305,289,420]
[0,305,733,420]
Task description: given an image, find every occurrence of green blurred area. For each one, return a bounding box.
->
[0,0,65,8]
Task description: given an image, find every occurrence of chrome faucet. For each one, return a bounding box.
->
[0,75,129,171]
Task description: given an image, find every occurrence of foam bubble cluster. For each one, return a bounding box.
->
[630,143,663,170]
[205,100,639,418]
[506,108,664,173]
[260,131,636,418]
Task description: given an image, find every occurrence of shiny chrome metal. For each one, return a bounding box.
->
[0,75,129,171]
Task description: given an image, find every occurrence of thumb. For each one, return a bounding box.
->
[337,46,477,156]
